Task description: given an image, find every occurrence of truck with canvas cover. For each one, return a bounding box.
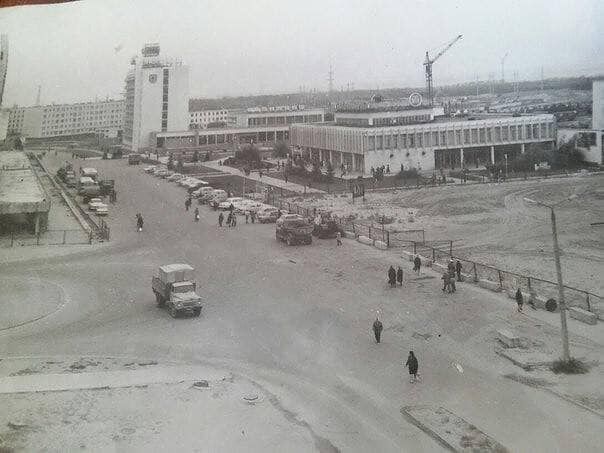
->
[151,263,203,318]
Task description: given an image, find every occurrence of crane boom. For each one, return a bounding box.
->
[424,34,463,106]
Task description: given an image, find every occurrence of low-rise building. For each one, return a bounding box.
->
[189,108,229,129]
[290,107,556,174]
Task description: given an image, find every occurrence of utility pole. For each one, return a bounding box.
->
[540,66,544,91]
[327,62,334,96]
[475,75,479,97]
[501,52,508,83]
[524,197,575,362]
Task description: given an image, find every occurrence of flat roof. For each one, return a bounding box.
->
[156,125,290,137]
[0,152,50,214]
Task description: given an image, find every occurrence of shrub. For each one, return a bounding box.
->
[550,358,589,374]
[235,144,261,163]
[272,141,289,158]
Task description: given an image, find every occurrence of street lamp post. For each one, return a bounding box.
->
[524,197,574,362]
[504,154,508,180]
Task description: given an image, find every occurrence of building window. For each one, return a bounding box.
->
[532,124,539,139]
[494,127,501,142]
[479,128,486,143]
[408,134,415,148]
[392,134,398,149]
[511,126,517,140]
[540,123,547,138]
[433,131,439,146]
[471,129,478,144]
[417,133,423,148]
[526,124,532,139]
[502,126,509,141]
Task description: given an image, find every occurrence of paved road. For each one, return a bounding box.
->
[2,153,603,452]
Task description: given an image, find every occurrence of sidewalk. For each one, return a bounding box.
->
[202,159,324,194]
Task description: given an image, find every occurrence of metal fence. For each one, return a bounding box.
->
[406,241,601,312]
[0,229,93,247]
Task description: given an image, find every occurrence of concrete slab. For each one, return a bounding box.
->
[496,348,552,371]
[497,329,521,348]
[569,307,598,325]
[0,151,50,214]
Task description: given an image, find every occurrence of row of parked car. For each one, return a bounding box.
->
[142,165,284,223]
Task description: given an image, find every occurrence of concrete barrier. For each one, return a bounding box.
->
[343,231,356,239]
[374,240,388,250]
[357,235,373,245]
[497,329,521,348]
[569,307,598,325]
[478,279,501,292]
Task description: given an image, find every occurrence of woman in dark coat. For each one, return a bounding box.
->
[388,266,396,287]
[405,351,419,383]
[396,267,403,286]
[515,288,524,312]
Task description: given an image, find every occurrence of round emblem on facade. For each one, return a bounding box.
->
[149,74,158,83]
[409,92,423,107]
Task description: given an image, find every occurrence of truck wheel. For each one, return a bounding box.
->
[155,292,164,307]
[193,308,201,317]
[169,305,178,318]
[286,235,293,246]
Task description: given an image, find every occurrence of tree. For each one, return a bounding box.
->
[272,141,289,158]
[235,144,261,163]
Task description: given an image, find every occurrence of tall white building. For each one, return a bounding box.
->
[122,43,189,152]
[592,76,604,131]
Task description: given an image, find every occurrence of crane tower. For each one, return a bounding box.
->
[423,34,463,106]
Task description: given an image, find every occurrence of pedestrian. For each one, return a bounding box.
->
[226,212,233,227]
[515,288,524,312]
[229,203,234,212]
[194,207,199,222]
[250,210,256,223]
[397,266,403,286]
[336,231,342,246]
[218,212,224,227]
[388,266,396,288]
[447,259,456,292]
[442,271,451,293]
[455,259,463,282]
[185,197,191,211]
[413,255,421,274]
[245,211,249,223]
[231,215,237,227]
[405,351,419,383]
[372,313,383,344]
[136,213,144,232]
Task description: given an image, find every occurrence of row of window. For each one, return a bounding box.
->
[248,114,323,126]
[365,123,554,150]
[161,69,169,131]
[190,110,227,117]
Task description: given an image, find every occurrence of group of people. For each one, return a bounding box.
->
[387,266,404,287]
[442,259,463,293]
[372,313,419,383]
[218,211,237,227]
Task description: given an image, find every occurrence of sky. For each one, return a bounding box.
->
[0,0,603,106]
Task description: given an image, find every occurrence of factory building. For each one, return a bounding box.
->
[290,106,556,174]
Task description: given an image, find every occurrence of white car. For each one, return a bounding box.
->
[256,206,280,223]
[235,199,264,214]
[95,204,109,216]
[218,197,244,210]
[167,173,183,182]
[143,165,156,173]
[89,200,106,212]
[192,186,213,198]
[88,198,103,210]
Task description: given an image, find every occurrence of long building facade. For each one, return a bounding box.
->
[290,109,556,173]
[6,99,124,139]
[122,43,190,152]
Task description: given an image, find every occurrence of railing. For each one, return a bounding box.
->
[406,241,602,312]
[0,229,93,247]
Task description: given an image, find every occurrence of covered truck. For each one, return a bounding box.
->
[276,214,314,245]
[151,263,203,318]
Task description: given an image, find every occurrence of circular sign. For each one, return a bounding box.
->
[409,92,423,107]
[148,74,158,83]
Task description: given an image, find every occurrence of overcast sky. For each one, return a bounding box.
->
[0,0,602,106]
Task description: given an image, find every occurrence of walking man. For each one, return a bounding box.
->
[396,266,403,286]
[413,255,421,274]
[185,197,192,211]
[336,231,342,246]
[250,210,256,224]
[218,212,224,227]
[405,351,419,383]
[136,213,144,232]
[194,207,200,222]
[388,266,396,288]
[442,271,451,293]
[515,288,524,312]
[372,313,383,344]
[455,259,463,282]
[245,211,249,224]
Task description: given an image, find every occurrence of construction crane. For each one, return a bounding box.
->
[424,34,462,106]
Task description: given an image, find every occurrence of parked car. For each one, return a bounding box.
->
[88,197,103,210]
[207,190,228,207]
[235,199,264,214]
[143,165,156,173]
[192,186,213,198]
[256,206,280,223]
[95,204,109,216]
[167,173,184,182]
[218,197,244,210]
